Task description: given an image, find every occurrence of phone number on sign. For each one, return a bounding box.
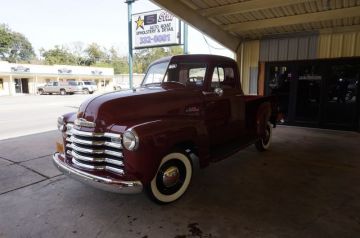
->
[140,34,171,44]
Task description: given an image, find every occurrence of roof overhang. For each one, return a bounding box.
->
[151,0,360,52]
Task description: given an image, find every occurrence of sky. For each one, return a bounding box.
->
[0,0,234,58]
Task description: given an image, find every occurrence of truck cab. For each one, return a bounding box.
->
[53,54,277,203]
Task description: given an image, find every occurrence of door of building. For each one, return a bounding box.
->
[14,79,22,93]
[265,63,297,123]
[14,78,29,94]
[295,62,322,125]
[21,78,29,93]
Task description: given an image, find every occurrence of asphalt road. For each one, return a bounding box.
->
[0,94,97,140]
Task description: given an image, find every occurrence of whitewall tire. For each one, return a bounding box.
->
[255,122,272,151]
[147,152,192,204]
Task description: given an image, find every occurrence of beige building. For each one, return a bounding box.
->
[0,61,114,96]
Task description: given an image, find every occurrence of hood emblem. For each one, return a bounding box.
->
[74,118,96,128]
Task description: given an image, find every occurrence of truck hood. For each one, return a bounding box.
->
[77,85,202,132]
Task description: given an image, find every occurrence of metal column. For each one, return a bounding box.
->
[126,0,135,89]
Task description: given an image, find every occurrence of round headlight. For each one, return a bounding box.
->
[57,116,65,132]
[122,130,139,151]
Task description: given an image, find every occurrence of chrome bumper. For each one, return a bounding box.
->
[52,152,143,194]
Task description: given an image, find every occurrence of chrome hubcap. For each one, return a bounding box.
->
[162,166,180,188]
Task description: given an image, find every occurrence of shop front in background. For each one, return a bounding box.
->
[265,58,360,131]
[14,78,29,94]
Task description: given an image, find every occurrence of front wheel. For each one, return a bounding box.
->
[146,151,192,204]
[60,89,66,95]
[255,122,272,152]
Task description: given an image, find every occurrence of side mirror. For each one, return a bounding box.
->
[214,87,223,96]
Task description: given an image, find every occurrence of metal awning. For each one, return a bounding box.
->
[151,0,360,52]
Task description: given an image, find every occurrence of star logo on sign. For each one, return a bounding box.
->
[135,16,144,30]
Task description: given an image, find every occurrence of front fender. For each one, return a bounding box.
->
[123,118,209,185]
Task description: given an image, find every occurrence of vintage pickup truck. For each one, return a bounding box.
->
[53,54,277,204]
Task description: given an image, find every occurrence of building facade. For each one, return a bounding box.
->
[240,31,360,131]
[0,62,114,96]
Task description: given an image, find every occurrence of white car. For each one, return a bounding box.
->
[77,81,98,94]
[113,82,130,91]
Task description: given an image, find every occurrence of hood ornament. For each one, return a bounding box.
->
[74,118,96,128]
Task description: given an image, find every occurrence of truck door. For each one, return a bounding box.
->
[203,65,245,146]
[52,82,59,93]
[44,82,53,93]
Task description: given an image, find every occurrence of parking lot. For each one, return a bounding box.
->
[0,94,94,140]
[1,120,360,237]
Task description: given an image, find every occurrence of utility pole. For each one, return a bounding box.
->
[125,0,135,88]
[183,22,189,54]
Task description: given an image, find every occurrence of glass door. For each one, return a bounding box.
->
[14,79,22,93]
[266,64,294,123]
[295,63,322,124]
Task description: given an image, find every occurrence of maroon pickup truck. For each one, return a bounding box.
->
[53,54,277,204]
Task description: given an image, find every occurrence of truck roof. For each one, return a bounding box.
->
[151,54,236,65]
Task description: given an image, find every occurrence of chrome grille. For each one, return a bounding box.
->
[65,124,124,175]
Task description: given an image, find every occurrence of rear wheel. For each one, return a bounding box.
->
[38,89,44,95]
[60,89,66,95]
[255,122,272,151]
[146,151,192,204]
[83,88,89,94]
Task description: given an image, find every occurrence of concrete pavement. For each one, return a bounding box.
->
[0,127,360,237]
[0,94,93,140]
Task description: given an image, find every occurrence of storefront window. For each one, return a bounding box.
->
[266,58,359,130]
[323,62,359,127]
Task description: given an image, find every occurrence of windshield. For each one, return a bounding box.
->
[84,81,96,85]
[142,62,169,86]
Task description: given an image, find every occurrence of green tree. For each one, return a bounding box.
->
[85,43,106,64]
[0,24,35,62]
[134,46,183,73]
[41,46,77,65]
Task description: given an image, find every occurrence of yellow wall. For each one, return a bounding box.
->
[239,40,260,95]
[318,31,360,59]
[237,32,360,95]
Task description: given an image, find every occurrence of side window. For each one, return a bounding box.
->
[166,63,206,87]
[53,82,58,86]
[188,67,206,86]
[223,67,236,89]
[211,67,224,88]
[211,66,236,89]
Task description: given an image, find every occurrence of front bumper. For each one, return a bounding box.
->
[52,152,143,194]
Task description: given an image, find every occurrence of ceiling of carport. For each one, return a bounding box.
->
[151,0,360,52]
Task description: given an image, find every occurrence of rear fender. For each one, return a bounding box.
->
[256,102,271,138]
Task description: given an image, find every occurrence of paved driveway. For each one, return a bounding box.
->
[0,126,360,237]
[0,94,93,140]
